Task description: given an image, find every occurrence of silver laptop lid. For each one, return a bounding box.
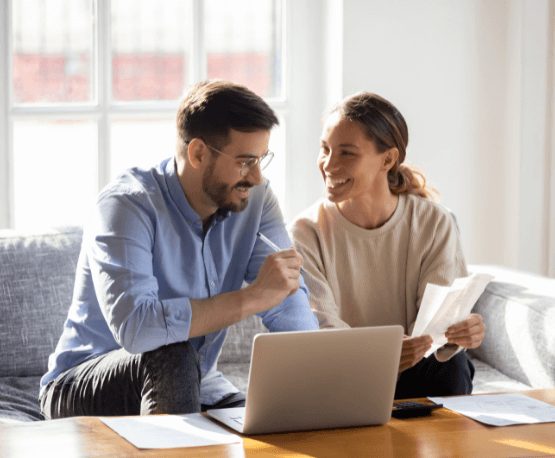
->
[242,325,403,434]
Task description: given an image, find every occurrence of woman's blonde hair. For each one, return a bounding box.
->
[331,92,437,201]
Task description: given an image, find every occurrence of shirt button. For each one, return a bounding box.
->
[210,281,215,287]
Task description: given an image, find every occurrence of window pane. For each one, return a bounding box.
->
[111,0,192,101]
[13,120,97,228]
[205,0,283,98]
[110,117,176,179]
[12,0,95,104]
[265,121,286,213]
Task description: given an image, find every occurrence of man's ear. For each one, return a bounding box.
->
[186,138,207,169]
[382,147,399,172]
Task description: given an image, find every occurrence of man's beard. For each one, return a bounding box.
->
[202,160,252,213]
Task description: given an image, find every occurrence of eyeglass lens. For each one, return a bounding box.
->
[258,151,273,170]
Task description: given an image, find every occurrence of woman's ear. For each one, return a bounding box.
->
[382,148,399,172]
[186,138,207,169]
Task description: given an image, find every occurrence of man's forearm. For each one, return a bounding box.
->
[188,285,268,338]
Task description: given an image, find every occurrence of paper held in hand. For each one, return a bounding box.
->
[411,273,493,357]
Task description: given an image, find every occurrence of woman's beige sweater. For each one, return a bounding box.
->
[289,193,468,334]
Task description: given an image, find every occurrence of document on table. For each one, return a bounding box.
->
[411,273,493,356]
[101,413,241,449]
[429,393,555,426]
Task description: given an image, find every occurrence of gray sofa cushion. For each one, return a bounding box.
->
[219,314,266,365]
[218,314,266,391]
[469,265,555,388]
[0,376,43,422]
[470,358,531,394]
[0,227,82,377]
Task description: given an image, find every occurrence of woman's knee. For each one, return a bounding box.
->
[438,352,475,395]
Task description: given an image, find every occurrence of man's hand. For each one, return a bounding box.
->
[247,248,304,313]
[399,335,433,373]
[445,313,485,349]
[189,249,304,338]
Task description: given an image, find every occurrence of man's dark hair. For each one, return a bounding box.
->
[176,80,279,151]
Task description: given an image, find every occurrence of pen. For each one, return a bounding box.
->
[257,231,282,252]
[256,231,306,276]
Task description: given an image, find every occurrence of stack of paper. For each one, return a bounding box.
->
[411,273,493,356]
[101,413,242,449]
[429,393,555,426]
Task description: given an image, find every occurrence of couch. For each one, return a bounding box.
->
[1,227,554,422]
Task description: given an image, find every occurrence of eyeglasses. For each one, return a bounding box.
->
[185,138,274,177]
[204,141,274,177]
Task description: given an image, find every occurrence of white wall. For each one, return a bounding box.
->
[302,0,554,275]
[516,0,554,276]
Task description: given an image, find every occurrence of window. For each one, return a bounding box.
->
[0,0,287,229]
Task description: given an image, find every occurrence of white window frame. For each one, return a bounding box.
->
[0,0,313,229]
[0,0,9,228]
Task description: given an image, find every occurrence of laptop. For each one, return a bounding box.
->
[207,325,403,435]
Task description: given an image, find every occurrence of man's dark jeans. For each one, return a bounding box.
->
[40,341,244,419]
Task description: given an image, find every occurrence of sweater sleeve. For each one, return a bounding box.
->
[289,217,350,329]
[415,208,468,361]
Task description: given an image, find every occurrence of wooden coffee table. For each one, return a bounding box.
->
[2,389,555,457]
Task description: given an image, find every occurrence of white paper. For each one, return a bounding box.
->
[100,413,242,449]
[411,273,493,356]
[429,393,555,426]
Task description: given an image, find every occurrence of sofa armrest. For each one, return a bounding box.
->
[0,227,82,377]
[469,265,555,388]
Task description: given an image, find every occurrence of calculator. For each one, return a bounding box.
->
[391,400,443,418]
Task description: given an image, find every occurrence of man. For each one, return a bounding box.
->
[40,80,318,418]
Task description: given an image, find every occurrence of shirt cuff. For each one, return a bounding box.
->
[160,297,192,343]
[434,343,464,362]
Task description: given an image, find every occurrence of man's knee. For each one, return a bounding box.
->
[139,341,201,414]
[142,341,200,382]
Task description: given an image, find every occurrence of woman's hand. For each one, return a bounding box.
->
[445,313,485,349]
[399,335,433,373]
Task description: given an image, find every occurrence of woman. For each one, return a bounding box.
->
[290,92,485,398]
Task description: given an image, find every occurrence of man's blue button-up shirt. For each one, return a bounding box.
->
[40,158,318,404]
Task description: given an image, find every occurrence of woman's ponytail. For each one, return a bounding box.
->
[388,163,438,201]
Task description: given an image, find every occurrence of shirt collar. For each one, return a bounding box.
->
[164,158,230,228]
